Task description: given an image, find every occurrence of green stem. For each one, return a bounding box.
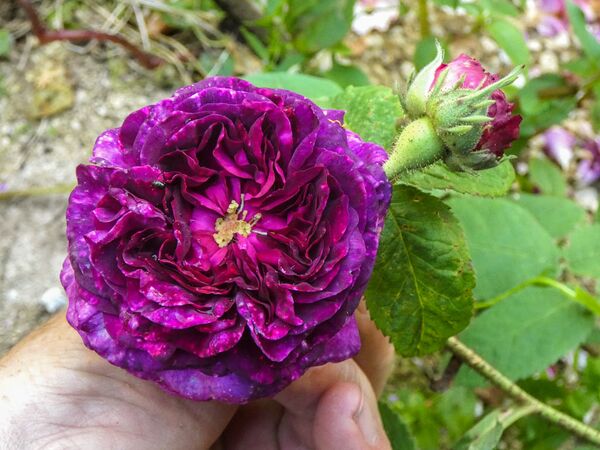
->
[500,405,537,428]
[476,276,600,316]
[383,117,444,180]
[475,276,565,309]
[418,0,430,38]
[0,183,75,201]
[447,337,600,446]
[475,276,600,316]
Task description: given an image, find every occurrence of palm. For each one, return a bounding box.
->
[0,315,235,450]
[0,307,393,450]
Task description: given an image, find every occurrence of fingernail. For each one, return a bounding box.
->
[353,393,381,445]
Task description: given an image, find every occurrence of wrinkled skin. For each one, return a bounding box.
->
[62,77,391,402]
[434,54,522,157]
[0,305,394,449]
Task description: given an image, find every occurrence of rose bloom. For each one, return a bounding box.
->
[433,54,522,158]
[60,77,391,403]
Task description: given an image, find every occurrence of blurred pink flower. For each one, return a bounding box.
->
[577,138,600,185]
[537,0,600,39]
[542,126,576,169]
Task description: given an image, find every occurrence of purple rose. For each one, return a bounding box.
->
[60,77,391,403]
[433,54,522,158]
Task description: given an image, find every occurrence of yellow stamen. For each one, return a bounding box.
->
[213,197,262,247]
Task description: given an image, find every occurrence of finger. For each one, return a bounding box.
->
[314,382,389,450]
[0,313,236,450]
[275,359,391,449]
[221,400,282,450]
[354,299,396,396]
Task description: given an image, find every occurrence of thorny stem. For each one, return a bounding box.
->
[418,0,430,38]
[16,0,163,69]
[447,337,600,446]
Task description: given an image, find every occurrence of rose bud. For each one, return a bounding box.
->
[385,43,522,177]
[61,77,391,403]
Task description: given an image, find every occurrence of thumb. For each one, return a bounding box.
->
[275,359,391,449]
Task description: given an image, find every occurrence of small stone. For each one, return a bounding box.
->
[574,187,599,212]
[40,286,67,314]
[539,51,559,72]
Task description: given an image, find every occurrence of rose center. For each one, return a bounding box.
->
[213,196,262,248]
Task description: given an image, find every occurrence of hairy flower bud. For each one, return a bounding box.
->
[386,43,522,177]
[428,53,523,170]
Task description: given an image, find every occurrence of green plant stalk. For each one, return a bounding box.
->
[447,337,600,446]
[500,404,537,428]
[383,117,444,180]
[475,276,600,316]
[0,183,75,201]
[418,0,430,38]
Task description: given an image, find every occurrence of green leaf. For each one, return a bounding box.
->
[414,36,441,71]
[487,18,531,66]
[366,185,474,356]
[562,56,599,78]
[448,197,560,299]
[242,72,342,105]
[379,402,417,450]
[480,0,520,17]
[401,159,515,197]
[456,287,595,387]
[528,157,567,197]
[591,98,600,133]
[518,75,577,136]
[512,193,586,238]
[564,224,600,278]
[330,85,404,150]
[566,0,600,62]
[321,62,370,88]
[0,30,10,58]
[286,0,355,54]
[454,410,503,450]
[573,287,600,317]
[239,27,270,61]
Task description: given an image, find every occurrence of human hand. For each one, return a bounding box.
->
[218,302,395,450]
[0,303,393,450]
